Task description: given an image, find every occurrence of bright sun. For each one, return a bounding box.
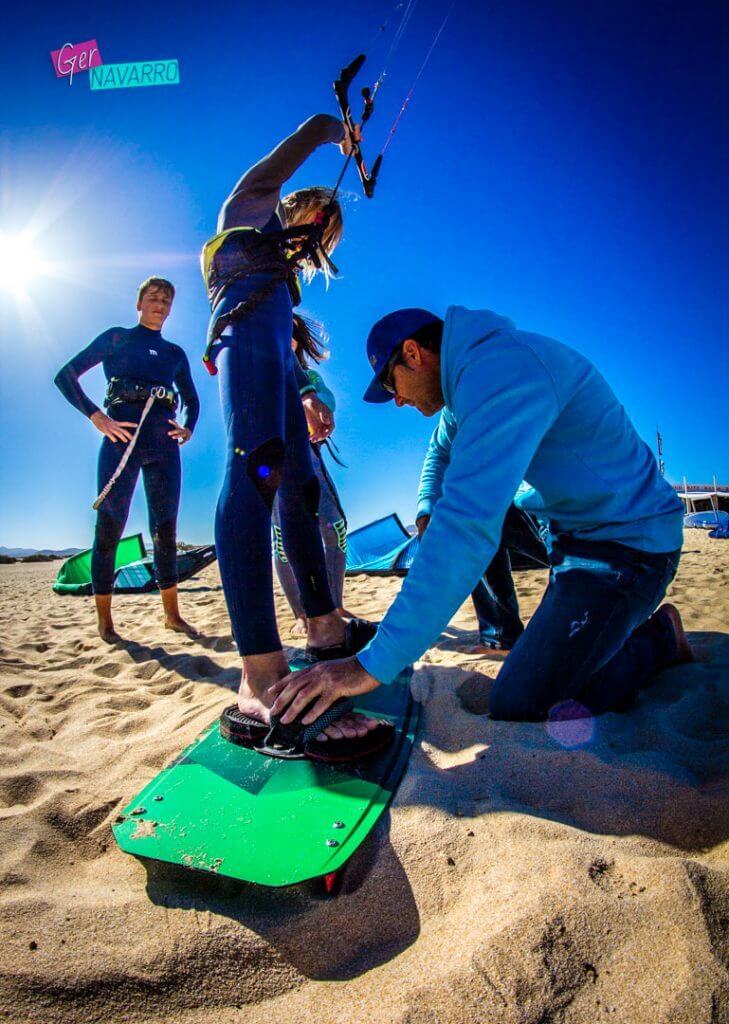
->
[0,233,46,292]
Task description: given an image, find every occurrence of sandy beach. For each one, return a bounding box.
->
[0,529,727,1024]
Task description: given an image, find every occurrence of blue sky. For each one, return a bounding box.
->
[1,0,727,549]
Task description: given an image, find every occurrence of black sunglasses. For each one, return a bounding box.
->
[380,344,404,394]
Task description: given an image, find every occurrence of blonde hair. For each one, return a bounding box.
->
[281,187,343,283]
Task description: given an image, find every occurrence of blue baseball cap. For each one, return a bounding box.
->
[363,307,441,403]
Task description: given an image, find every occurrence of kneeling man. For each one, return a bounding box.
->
[271,306,691,725]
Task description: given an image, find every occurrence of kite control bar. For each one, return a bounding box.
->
[333,54,382,198]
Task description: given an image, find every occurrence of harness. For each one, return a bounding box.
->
[93,380,179,511]
[200,216,337,376]
[104,376,178,412]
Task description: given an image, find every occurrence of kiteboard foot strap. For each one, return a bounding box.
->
[219,698,394,763]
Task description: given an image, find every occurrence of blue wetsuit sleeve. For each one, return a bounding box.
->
[357,338,561,684]
[307,369,336,411]
[220,115,345,231]
[174,349,200,432]
[416,410,457,518]
[295,360,316,397]
[53,329,117,418]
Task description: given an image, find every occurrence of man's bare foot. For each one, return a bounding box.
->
[164,616,201,638]
[290,617,307,638]
[654,603,694,663]
[236,678,378,741]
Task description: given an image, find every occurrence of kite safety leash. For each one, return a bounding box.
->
[92,388,165,510]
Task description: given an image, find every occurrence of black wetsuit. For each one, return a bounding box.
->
[55,324,200,594]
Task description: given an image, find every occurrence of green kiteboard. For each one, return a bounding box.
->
[112,662,418,888]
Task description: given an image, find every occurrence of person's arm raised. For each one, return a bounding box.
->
[219,115,347,230]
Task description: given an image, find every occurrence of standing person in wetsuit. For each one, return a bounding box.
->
[55,278,200,642]
[272,314,355,635]
[205,113,386,754]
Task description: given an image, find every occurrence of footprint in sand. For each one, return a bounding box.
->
[0,773,46,809]
[132,661,161,681]
[104,694,152,712]
[92,662,120,680]
[5,684,34,699]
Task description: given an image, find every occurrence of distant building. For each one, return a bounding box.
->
[674,480,729,514]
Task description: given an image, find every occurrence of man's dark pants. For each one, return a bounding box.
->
[488,535,681,721]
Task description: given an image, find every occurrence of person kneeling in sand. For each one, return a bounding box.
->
[269,305,692,728]
[54,278,200,643]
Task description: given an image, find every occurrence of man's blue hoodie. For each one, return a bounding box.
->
[357,306,683,685]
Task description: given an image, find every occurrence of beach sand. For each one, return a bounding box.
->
[1,530,727,1023]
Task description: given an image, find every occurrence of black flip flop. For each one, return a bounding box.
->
[219,707,269,748]
[305,617,379,663]
[219,698,394,763]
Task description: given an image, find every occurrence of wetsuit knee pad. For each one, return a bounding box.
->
[271,523,288,563]
[246,438,285,512]
[331,517,347,553]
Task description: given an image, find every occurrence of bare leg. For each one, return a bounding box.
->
[161,585,200,636]
[95,593,121,643]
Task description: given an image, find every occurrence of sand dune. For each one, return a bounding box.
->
[0,529,727,1023]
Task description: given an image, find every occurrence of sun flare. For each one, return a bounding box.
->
[0,232,47,293]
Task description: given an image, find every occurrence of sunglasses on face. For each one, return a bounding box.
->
[380,345,404,394]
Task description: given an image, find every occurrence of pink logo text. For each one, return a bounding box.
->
[50,40,103,85]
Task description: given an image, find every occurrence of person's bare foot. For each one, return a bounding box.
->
[164,616,201,638]
[98,622,122,644]
[306,610,347,649]
[654,603,694,663]
[462,644,510,658]
[289,617,307,638]
[236,678,378,741]
[95,594,120,643]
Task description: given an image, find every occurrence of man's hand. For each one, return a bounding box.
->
[90,410,136,444]
[168,420,192,445]
[338,122,362,157]
[269,656,380,727]
[416,514,431,539]
[302,393,334,443]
